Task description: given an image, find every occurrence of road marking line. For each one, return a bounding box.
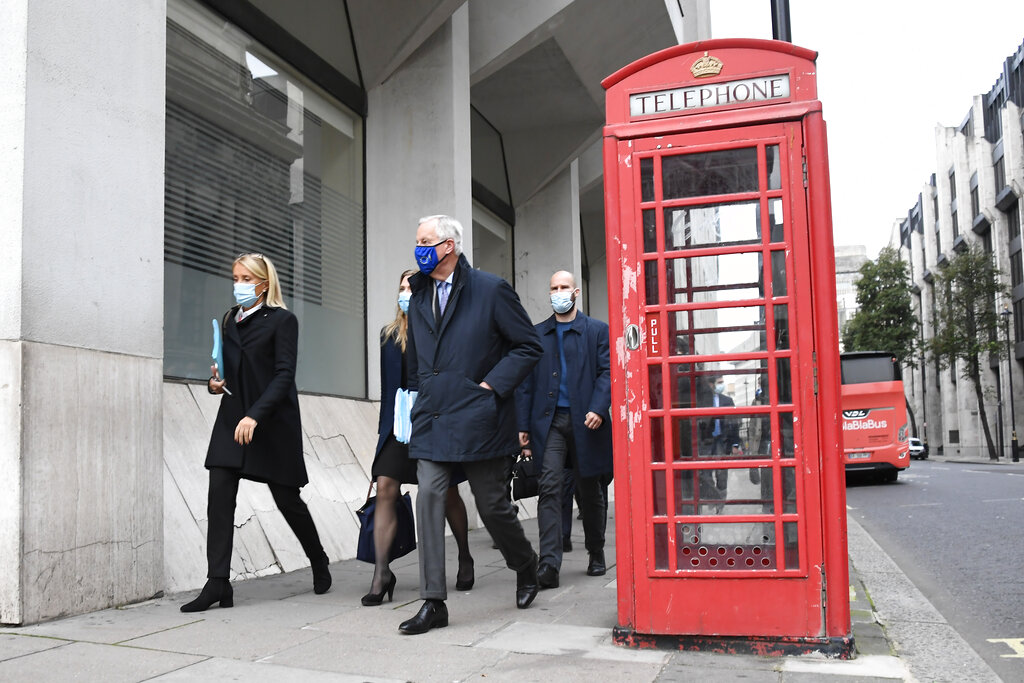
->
[980,498,1024,503]
[987,638,1024,658]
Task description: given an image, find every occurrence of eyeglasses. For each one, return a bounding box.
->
[236,252,266,262]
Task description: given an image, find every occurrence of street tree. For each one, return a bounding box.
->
[927,244,1008,460]
[842,246,918,366]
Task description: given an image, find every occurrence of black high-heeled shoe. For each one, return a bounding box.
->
[180,578,233,613]
[361,572,396,606]
[455,557,475,591]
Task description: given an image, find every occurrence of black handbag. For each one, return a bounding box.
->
[355,487,417,563]
[511,455,540,500]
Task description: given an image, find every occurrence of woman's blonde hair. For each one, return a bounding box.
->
[234,252,287,309]
[383,269,417,352]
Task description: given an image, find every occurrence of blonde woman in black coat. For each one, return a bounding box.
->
[181,252,330,612]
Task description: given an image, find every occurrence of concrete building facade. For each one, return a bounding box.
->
[897,39,1024,459]
[0,0,713,623]
[834,244,869,347]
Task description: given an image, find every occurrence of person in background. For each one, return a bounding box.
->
[697,373,741,511]
[516,270,613,587]
[181,252,330,612]
[362,269,474,606]
[398,214,542,635]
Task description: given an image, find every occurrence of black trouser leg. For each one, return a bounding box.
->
[207,467,241,579]
[566,445,607,555]
[560,468,576,537]
[537,411,571,570]
[269,483,326,562]
[464,457,536,572]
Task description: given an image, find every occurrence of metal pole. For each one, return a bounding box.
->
[770,0,792,42]
[1003,306,1019,462]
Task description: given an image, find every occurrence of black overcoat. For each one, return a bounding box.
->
[406,254,542,462]
[205,305,308,488]
[514,312,614,480]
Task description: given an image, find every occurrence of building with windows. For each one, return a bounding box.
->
[896,38,1024,459]
[0,0,714,624]
[834,244,869,346]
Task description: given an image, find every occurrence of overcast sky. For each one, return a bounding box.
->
[710,1,1024,258]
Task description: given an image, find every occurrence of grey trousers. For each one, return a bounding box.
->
[417,456,536,600]
[538,410,606,571]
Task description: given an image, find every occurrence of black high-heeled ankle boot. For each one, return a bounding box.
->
[180,578,232,613]
[311,554,332,595]
[361,572,396,606]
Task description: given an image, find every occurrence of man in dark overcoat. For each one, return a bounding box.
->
[515,270,613,586]
[398,214,543,635]
[697,373,741,510]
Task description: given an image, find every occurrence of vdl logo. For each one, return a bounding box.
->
[843,409,869,419]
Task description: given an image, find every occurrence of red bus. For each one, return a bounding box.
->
[840,351,910,482]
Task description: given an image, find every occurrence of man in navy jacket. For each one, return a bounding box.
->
[516,271,613,586]
[399,214,543,635]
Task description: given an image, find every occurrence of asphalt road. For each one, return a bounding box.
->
[845,459,1024,682]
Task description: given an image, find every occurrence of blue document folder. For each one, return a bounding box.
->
[211,318,224,375]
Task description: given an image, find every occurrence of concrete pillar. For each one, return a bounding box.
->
[514,162,583,323]
[365,6,472,400]
[0,0,166,624]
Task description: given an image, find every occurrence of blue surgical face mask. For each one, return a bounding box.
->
[550,291,575,314]
[714,381,726,394]
[414,240,447,275]
[398,291,411,313]
[233,281,263,308]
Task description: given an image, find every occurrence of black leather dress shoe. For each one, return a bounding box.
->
[399,600,448,635]
[516,556,539,609]
[537,564,559,589]
[562,536,573,552]
[587,550,607,576]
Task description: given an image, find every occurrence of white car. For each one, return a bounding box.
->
[908,437,928,460]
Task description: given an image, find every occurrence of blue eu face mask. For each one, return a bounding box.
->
[398,291,411,313]
[233,281,263,308]
[550,291,575,314]
[414,240,447,275]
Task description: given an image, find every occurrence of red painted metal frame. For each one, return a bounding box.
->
[603,39,850,654]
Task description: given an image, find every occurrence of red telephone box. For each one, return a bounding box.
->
[602,39,850,656]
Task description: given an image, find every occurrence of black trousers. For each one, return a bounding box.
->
[538,410,606,570]
[206,467,325,578]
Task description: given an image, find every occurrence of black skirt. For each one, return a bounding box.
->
[371,434,418,484]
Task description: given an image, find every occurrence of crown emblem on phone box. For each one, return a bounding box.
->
[690,52,723,78]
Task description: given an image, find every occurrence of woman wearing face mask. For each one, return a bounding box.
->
[181,252,330,612]
[362,270,475,605]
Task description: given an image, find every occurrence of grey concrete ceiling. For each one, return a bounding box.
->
[347,0,683,206]
[348,0,465,87]
[470,0,680,205]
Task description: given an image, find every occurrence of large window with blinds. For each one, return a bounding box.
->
[164,0,365,397]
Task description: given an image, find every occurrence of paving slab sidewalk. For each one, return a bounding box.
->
[0,510,998,682]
